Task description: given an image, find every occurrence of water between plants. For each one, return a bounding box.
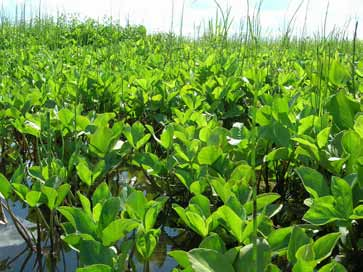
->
[0,171,187,272]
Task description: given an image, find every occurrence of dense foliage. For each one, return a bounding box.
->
[1,17,363,271]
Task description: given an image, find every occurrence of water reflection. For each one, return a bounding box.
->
[0,170,194,271]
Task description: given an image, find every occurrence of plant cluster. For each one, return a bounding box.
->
[0,16,363,272]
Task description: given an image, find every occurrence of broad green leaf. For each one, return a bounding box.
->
[168,250,191,269]
[268,226,293,252]
[313,232,340,263]
[136,230,159,260]
[76,161,93,186]
[199,233,226,253]
[62,233,94,247]
[295,243,315,262]
[341,130,361,156]
[288,227,312,264]
[295,167,330,199]
[79,239,115,266]
[98,197,122,231]
[328,60,350,86]
[76,264,112,272]
[55,184,71,207]
[235,239,271,272]
[197,146,223,165]
[12,184,29,201]
[133,152,162,174]
[41,186,57,210]
[58,206,97,236]
[327,91,360,130]
[0,174,11,199]
[216,205,243,243]
[185,211,208,237]
[144,196,168,231]
[89,126,114,157]
[92,182,111,206]
[188,248,235,272]
[317,127,331,149]
[265,147,289,162]
[293,243,317,272]
[349,205,363,219]
[244,193,280,215]
[78,192,92,218]
[331,177,353,218]
[190,195,210,218]
[160,126,174,149]
[319,261,347,272]
[102,219,139,246]
[303,196,342,225]
[126,191,147,220]
[25,191,42,207]
[354,115,363,138]
[292,137,320,161]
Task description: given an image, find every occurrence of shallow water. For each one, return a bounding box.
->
[0,171,186,272]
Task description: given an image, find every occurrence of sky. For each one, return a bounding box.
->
[1,0,363,38]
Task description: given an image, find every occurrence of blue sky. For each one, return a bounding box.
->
[2,0,363,38]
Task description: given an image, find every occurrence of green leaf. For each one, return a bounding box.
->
[198,146,223,165]
[317,127,331,149]
[190,195,210,218]
[268,227,293,252]
[244,193,280,215]
[55,184,71,207]
[199,233,226,254]
[188,248,235,272]
[102,219,139,246]
[79,239,115,266]
[313,232,340,263]
[25,191,42,207]
[235,239,271,272]
[41,186,57,210]
[76,161,93,186]
[185,211,208,237]
[265,147,289,162]
[295,167,330,199]
[292,137,320,161]
[319,261,347,272]
[92,182,111,206]
[78,192,92,218]
[303,196,342,225]
[123,122,149,149]
[341,130,361,156]
[168,250,191,269]
[89,126,114,157]
[133,152,162,174]
[160,126,174,149]
[76,264,112,272]
[293,243,317,272]
[12,184,29,201]
[0,174,11,199]
[349,205,363,219]
[329,60,350,86]
[288,227,312,264]
[327,91,360,130]
[136,230,159,260]
[271,122,291,147]
[126,191,147,220]
[354,115,363,138]
[58,206,97,236]
[99,197,122,232]
[331,177,353,218]
[216,205,243,243]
